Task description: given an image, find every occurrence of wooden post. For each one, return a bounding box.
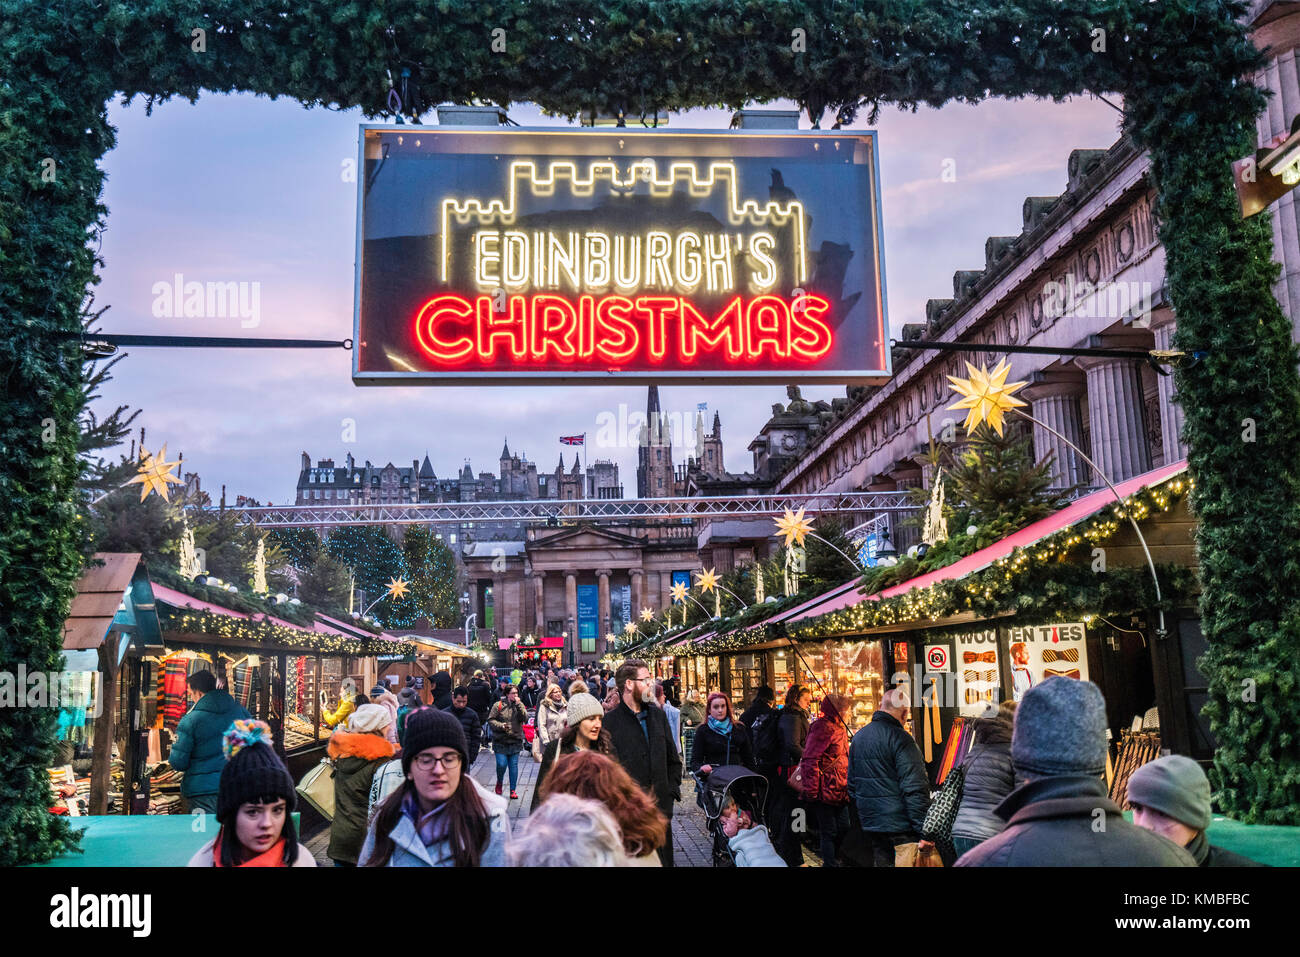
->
[89,631,122,815]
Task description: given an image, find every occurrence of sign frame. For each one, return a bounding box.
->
[351,123,892,386]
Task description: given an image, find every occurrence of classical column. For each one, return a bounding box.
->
[659,571,672,611]
[1021,371,1089,487]
[1075,355,1152,483]
[597,569,611,644]
[565,572,578,665]
[533,572,545,633]
[492,575,505,636]
[629,567,644,616]
[1151,313,1187,464]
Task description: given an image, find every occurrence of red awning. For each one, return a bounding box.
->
[785,459,1189,626]
[501,635,566,650]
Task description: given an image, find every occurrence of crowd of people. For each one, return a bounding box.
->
[171,657,1261,868]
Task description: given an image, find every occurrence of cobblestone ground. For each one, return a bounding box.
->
[307,744,821,867]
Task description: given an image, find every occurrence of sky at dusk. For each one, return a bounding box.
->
[91,93,1121,504]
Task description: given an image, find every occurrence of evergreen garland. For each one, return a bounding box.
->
[3,0,1297,861]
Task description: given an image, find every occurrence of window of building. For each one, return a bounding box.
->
[449,534,457,544]
[313,489,320,500]
[325,489,332,500]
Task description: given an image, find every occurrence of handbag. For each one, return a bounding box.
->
[922,728,979,850]
[895,842,944,867]
[296,757,335,820]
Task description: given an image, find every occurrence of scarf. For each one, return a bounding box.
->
[707,716,733,736]
[403,790,450,847]
[1184,829,1210,866]
[213,828,287,867]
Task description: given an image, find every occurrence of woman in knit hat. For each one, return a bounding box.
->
[533,682,568,762]
[530,692,616,811]
[187,719,315,867]
[328,703,398,866]
[360,707,511,866]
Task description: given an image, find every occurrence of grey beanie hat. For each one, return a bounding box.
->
[1011,676,1108,778]
[565,693,605,727]
[1125,754,1212,831]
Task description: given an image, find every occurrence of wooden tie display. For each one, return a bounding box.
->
[1108,730,1162,808]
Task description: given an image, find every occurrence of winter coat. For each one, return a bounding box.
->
[728,825,786,867]
[739,699,775,732]
[431,671,454,711]
[465,678,492,718]
[680,700,706,727]
[530,733,619,811]
[373,690,400,745]
[796,701,850,806]
[444,704,482,765]
[662,700,682,753]
[602,701,683,817]
[847,710,930,835]
[327,729,397,864]
[488,698,529,755]
[187,837,317,867]
[535,696,568,749]
[520,682,542,709]
[368,758,405,820]
[358,777,511,867]
[323,695,356,729]
[951,718,1017,843]
[690,721,755,772]
[777,704,810,770]
[1186,830,1265,867]
[169,690,250,797]
[956,776,1198,867]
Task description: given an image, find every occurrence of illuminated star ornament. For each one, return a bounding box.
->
[774,508,813,548]
[946,358,1027,436]
[385,577,411,599]
[670,581,689,603]
[695,568,720,593]
[127,445,184,501]
[640,607,655,622]
[624,621,637,634]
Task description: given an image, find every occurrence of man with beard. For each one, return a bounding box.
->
[602,658,682,866]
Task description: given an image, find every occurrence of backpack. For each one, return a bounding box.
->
[751,710,782,766]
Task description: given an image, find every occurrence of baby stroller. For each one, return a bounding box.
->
[694,767,770,867]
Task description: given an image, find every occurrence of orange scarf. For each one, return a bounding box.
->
[213,828,288,867]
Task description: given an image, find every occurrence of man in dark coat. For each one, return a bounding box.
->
[957,677,1196,867]
[169,670,250,816]
[602,658,682,866]
[1128,755,1264,867]
[444,687,483,766]
[430,670,454,710]
[772,685,812,867]
[848,687,931,866]
[465,671,492,720]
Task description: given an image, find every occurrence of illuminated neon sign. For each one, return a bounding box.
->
[353,127,890,385]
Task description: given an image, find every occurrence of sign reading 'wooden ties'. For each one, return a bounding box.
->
[353,127,890,385]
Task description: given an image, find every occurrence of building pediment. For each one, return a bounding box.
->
[527,525,646,552]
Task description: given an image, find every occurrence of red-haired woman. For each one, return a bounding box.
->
[689,692,755,774]
[538,749,669,866]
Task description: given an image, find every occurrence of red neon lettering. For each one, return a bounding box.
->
[476,295,529,362]
[679,297,744,361]
[530,294,578,360]
[414,295,475,362]
[577,295,595,358]
[595,296,638,362]
[746,295,789,360]
[790,294,833,360]
[634,296,677,361]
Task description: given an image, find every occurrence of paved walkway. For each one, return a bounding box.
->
[306,745,820,867]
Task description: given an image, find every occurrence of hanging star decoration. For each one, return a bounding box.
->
[946,358,1027,436]
[624,621,637,634]
[640,607,655,622]
[774,508,814,548]
[670,581,689,603]
[385,577,411,599]
[695,568,719,593]
[127,444,184,501]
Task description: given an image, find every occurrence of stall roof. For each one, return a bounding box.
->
[393,634,474,656]
[785,459,1190,627]
[64,553,158,650]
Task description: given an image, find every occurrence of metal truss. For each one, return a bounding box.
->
[224,491,922,529]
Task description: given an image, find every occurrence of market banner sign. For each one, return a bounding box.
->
[1005,622,1089,702]
[951,628,1000,717]
[353,126,890,385]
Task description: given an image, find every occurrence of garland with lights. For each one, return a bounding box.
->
[4,0,1295,861]
[159,607,416,658]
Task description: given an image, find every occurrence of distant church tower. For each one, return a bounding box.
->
[700,410,725,479]
[637,386,675,497]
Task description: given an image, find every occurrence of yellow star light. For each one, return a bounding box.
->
[946,359,1027,436]
[696,568,720,593]
[624,621,637,634]
[126,444,184,501]
[774,508,813,548]
[640,607,655,622]
[670,581,689,603]
[385,577,411,599]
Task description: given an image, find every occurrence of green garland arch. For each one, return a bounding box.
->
[3,0,1298,861]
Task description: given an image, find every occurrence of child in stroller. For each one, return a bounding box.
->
[694,766,784,867]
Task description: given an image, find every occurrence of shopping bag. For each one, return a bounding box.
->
[921,762,966,847]
[296,757,335,820]
[895,842,945,868]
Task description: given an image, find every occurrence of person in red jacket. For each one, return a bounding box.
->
[795,694,852,867]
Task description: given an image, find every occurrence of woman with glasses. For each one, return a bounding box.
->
[360,708,511,867]
[530,692,617,811]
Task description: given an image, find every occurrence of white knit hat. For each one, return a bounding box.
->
[345,703,392,735]
[565,693,604,727]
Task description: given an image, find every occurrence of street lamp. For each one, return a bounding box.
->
[566,617,576,668]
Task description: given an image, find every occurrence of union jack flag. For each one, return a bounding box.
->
[559,434,585,446]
